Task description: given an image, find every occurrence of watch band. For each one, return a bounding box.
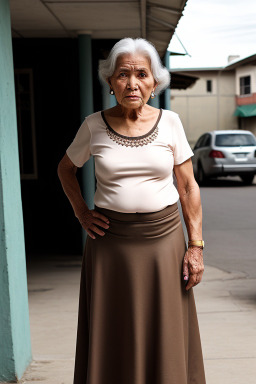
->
[188,240,205,249]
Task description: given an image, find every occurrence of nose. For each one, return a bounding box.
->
[127,75,138,90]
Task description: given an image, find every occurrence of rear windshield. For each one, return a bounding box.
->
[215,134,256,147]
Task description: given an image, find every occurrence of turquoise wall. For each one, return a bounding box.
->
[78,34,95,246]
[148,94,160,108]
[0,0,32,381]
[164,51,171,110]
[102,81,117,109]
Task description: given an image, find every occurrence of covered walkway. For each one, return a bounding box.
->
[1,0,190,381]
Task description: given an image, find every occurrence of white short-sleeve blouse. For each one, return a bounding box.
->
[66,108,194,213]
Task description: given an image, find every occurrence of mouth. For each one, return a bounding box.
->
[125,95,140,100]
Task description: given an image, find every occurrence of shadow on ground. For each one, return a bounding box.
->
[199,176,256,188]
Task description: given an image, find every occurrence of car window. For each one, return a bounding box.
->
[194,134,211,149]
[204,135,211,147]
[215,134,256,147]
[194,135,206,150]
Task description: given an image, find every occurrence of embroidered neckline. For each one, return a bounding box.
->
[101,109,162,147]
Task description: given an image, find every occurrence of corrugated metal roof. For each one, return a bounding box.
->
[10,0,188,58]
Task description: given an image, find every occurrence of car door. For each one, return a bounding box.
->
[199,134,212,174]
[193,134,209,174]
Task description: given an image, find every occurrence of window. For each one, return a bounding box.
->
[204,134,211,147]
[206,80,212,93]
[239,76,251,95]
[194,134,211,150]
[194,135,206,150]
[14,69,38,180]
[215,134,256,147]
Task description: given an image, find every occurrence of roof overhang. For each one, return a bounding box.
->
[170,72,199,89]
[170,67,224,72]
[10,0,188,58]
[224,54,256,71]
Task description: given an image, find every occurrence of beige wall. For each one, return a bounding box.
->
[170,70,238,146]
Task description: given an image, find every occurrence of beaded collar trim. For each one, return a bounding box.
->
[101,109,162,147]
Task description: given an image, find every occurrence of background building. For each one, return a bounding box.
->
[170,54,256,146]
[170,66,237,146]
[230,54,256,135]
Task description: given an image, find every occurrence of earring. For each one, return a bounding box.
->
[151,91,155,99]
[109,89,114,95]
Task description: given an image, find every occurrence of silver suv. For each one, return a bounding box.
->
[192,130,256,185]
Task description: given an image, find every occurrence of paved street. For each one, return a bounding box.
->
[198,175,256,383]
[200,175,256,278]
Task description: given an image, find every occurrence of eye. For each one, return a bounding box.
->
[119,72,127,78]
[139,72,147,78]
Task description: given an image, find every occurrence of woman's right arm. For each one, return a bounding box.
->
[57,153,110,239]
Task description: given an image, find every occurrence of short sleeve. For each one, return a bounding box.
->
[172,114,194,165]
[66,118,92,167]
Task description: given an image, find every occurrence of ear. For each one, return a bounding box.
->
[107,77,112,87]
[154,80,158,90]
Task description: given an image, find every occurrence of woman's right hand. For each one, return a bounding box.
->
[57,153,109,239]
[76,207,110,239]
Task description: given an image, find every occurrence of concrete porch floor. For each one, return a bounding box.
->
[5,253,256,384]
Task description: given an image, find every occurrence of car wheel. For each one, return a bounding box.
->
[197,162,208,185]
[240,174,255,185]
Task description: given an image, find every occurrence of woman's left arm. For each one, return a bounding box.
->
[173,158,204,291]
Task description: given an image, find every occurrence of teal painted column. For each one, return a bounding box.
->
[0,0,32,381]
[102,80,117,109]
[78,33,95,246]
[167,51,188,243]
[164,51,171,110]
[148,95,160,108]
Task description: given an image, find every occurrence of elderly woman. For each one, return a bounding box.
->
[57,37,206,384]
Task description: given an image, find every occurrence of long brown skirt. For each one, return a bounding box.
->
[73,203,206,384]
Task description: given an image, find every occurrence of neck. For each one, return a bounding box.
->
[118,104,148,121]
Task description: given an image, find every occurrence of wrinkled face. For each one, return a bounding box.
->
[108,53,157,109]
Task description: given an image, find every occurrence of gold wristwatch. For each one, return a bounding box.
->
[188,240,205,249]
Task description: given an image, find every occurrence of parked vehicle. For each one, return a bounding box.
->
[192,130,256,185]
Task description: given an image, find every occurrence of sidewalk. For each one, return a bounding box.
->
[14,254,256,384]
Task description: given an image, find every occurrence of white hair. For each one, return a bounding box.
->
[98,38,170,95]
